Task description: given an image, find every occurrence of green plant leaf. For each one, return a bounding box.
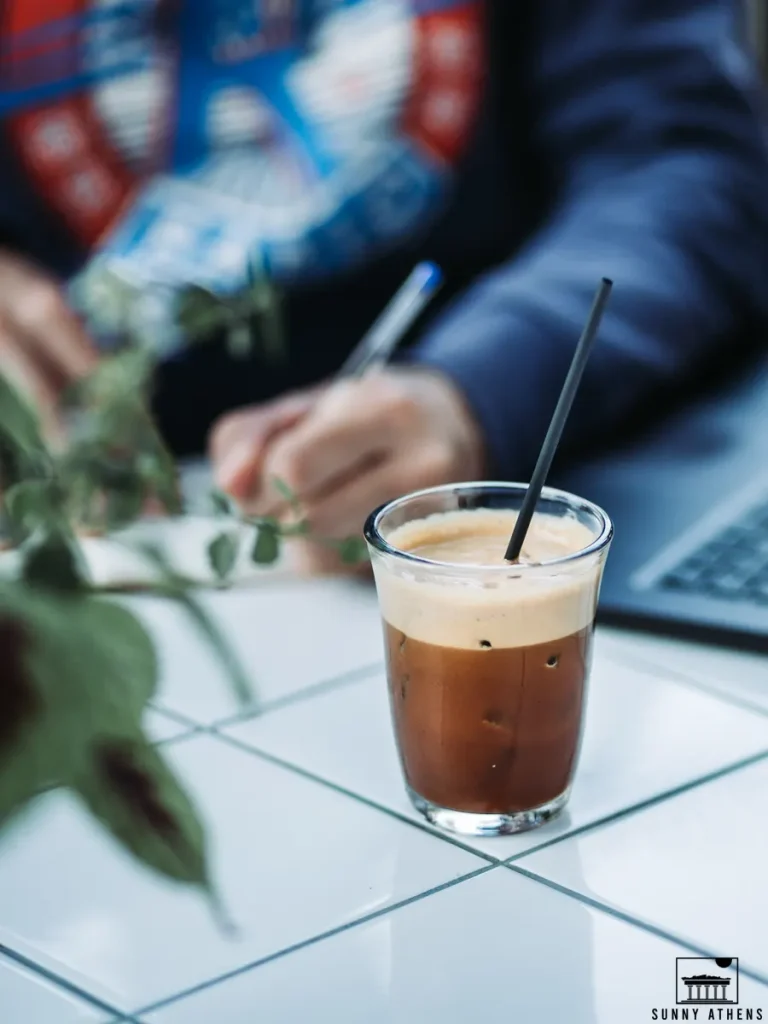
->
[0,589,158,776]
[336,536,369,566]
[172,589,254,708]
[88,454,138,493]
[77,735,209,887]
[4,480,56,539]
[58,444,149,532]
[209,489,235,517]
[0,586,158,823]
[105,484,145,531]
[226,321,252,359]
[207,532,240,582]
[177,286,229,341]
[0,374,49,486]
[137,446,182,516]
[61,472,99,534]
[82,349,154,407]
[254,286,285,363]
[0,615,38,751]
[22,531,89,593]
[251,521,280,566]
[79,598,159,711]
[63,373,181,526]
[0,374,46,456]
[271,477,301,512]
[244,251,284,361]
[0,585,212,892]
[278,520,309,538]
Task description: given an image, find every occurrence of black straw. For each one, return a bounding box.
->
[505,278,613,563]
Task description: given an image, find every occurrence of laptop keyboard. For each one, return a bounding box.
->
[660,499,768,604]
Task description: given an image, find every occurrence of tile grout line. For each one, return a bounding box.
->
[211,660,385,730]
[205,726,768,871]
[146,701,205,745]
[151,720,203,748]
[599,642,768,719]
[504,745,768,863]
[150,660,384,736]
[505,862,768,989]
[160,715,768,893]
[0,944,125,1019]
[185,724,768,874]
[139,662,768,1012]
[211,731,501,864]
[11,712,767,1016]
[135,863,498,1018]
[137,834,768,1017]
[148,706,201,729]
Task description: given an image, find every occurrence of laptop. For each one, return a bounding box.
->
[557,351,768,652]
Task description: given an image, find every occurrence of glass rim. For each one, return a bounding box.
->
[364,481,614,573]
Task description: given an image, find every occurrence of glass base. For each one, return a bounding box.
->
[407,785,569,837]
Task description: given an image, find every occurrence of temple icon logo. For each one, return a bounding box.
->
[677,958,739,1006]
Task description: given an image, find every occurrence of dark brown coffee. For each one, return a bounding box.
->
[384,622,592,814]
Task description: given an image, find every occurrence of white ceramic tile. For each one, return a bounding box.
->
[599,627,768,714]
[0,734,480,1015]
[179,459,212,514]
[520,756,768,979]
[0,956,104,1022]
[225,645,768,859]
[592,626,653,668]
[146,868,768,1024]
[126,577,383,725]
[143,709,196,744]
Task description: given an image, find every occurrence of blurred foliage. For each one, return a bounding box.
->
[177,251,285,363]
[0,584,211,894]
[0,375,251,907]
[0,263,368,914]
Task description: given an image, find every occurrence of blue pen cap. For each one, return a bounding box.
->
[415,261,443,294]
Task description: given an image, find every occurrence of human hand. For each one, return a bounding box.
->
[210,368,486,573]
[210,386,325,500]
[0,249,97,428]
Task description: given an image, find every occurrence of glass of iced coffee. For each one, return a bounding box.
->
[364,482,613,837]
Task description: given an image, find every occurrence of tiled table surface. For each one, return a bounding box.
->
[3,576,768,1022]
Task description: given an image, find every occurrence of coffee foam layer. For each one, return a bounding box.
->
[375,509,601,649]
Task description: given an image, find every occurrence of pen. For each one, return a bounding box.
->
[338,261,443,379]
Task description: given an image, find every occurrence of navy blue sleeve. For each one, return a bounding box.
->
[410,0,768,477]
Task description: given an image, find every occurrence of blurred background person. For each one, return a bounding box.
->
[0,0,767,568]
